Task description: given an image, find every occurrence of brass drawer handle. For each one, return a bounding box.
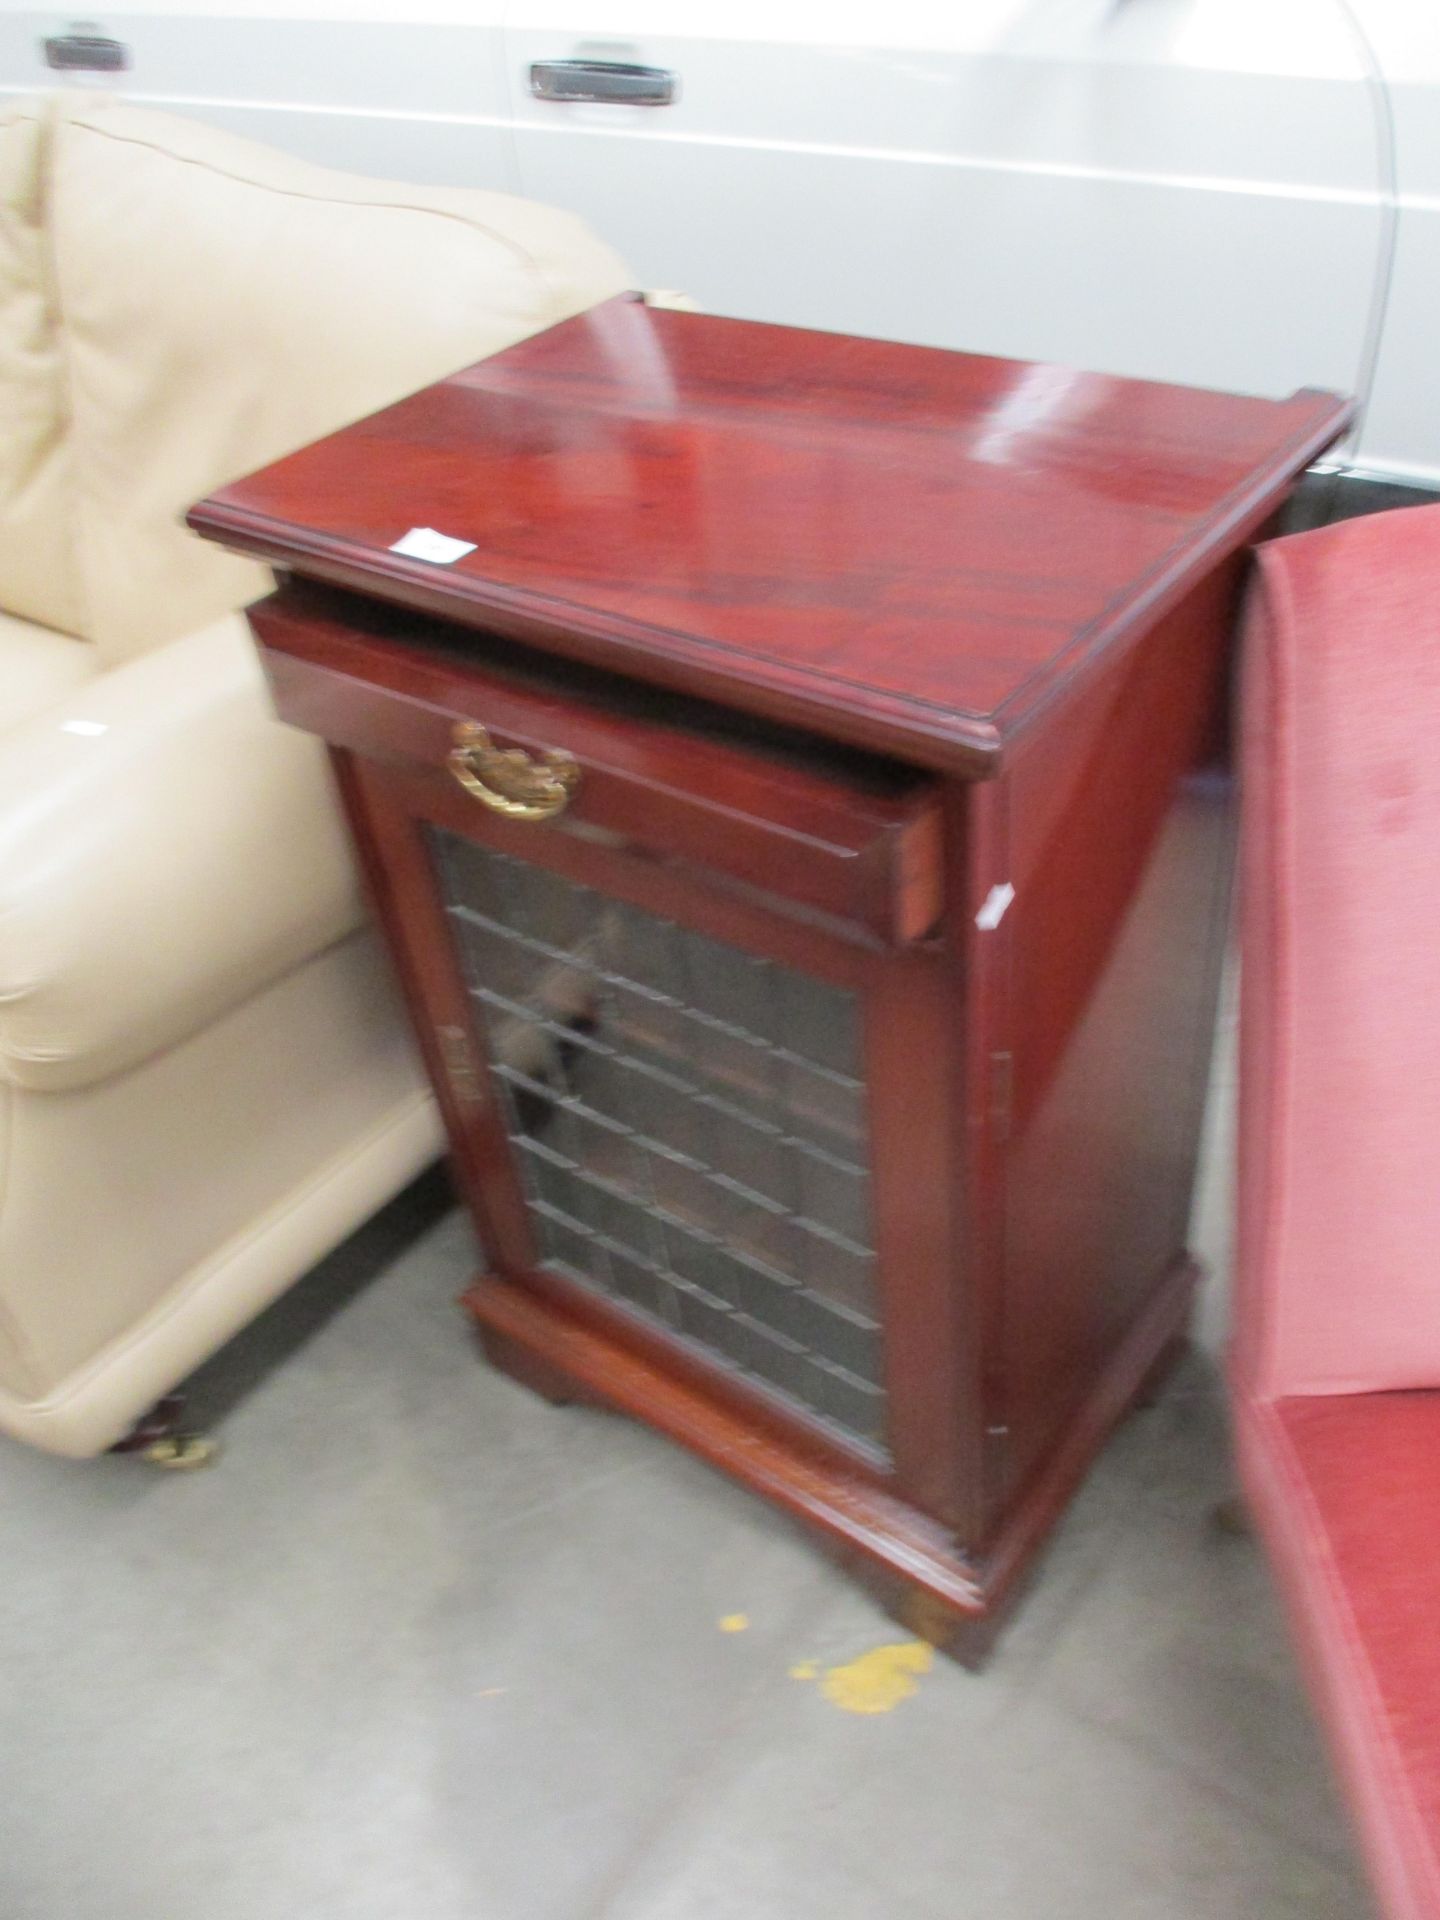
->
[447,722,580,821]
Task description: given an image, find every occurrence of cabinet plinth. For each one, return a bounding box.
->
[191,298,1349,1662]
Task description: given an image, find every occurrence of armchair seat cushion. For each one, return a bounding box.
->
[1239,1390,1440,1920]
[0,609,94,731]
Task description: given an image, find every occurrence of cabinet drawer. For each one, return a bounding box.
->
[251,582,944,945]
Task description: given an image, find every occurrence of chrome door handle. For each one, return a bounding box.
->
[529,60,678,107]
[43,31,129,71]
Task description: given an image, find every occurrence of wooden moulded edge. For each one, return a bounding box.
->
[187,389,1350,780]
[462,1250,1197,1668]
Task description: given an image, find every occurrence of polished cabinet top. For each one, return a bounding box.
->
[191,296,1349,771]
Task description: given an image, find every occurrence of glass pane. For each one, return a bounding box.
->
[432,829,885,1454]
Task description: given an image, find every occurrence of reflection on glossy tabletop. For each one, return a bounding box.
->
[190,295,1349,771]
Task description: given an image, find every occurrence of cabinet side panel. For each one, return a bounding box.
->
[998,561,1238,1502]
[864,946,974,1534]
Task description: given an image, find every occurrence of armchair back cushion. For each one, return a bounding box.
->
[1236,501,1440,1400]
[0,94,629,666]
[0,100,84,639]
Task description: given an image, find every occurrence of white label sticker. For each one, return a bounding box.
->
[389,526,477,565]
[975,882,1015,931]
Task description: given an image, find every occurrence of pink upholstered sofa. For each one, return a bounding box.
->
[1235,500,1440,1920]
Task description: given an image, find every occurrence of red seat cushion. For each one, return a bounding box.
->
[1238,1389,1440,1920]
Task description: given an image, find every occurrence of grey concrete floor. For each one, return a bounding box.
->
[0,1031,1373,1920]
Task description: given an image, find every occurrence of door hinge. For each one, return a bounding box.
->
[438,1023,485,1107]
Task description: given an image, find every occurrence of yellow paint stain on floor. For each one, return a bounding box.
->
[718,1613,750,1633]
[788,1660,818,1681]
[810,1640,934,1714]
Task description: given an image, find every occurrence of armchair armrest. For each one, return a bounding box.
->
[0,613,364,1092]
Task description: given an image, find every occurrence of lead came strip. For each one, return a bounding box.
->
[430,829,888,1454]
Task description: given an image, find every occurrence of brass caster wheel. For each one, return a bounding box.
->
[140,1433,219,1471]
[109,1394,216,1467]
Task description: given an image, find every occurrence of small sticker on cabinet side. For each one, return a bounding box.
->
[975,882,1015,931]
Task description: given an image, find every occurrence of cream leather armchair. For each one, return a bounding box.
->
[0,94,629,1455]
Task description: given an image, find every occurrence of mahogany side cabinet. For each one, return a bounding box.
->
[191,297,1348,1664]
